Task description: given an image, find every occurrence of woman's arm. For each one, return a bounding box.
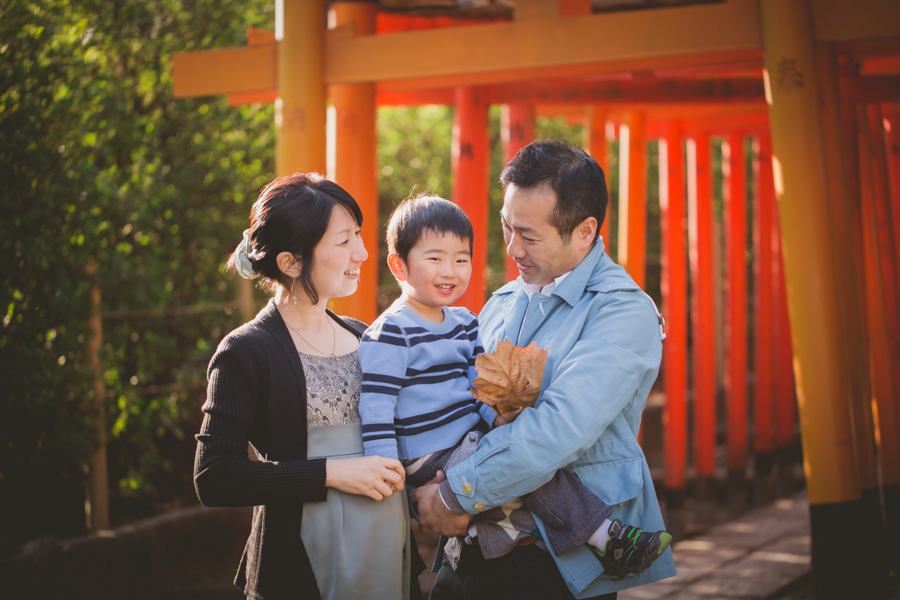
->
[194,334,404,506]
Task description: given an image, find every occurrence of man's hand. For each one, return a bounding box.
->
[409,471,472,536]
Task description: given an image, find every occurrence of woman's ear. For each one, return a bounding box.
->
[387,253,408,282]
[276,251,302,279]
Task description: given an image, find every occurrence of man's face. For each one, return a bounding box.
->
[500,184,587,288]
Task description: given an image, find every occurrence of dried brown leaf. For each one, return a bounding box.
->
[471,341,548,420]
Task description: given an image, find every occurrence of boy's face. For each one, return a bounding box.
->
[390,231,472,314]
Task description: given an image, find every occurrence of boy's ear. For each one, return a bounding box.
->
[387,253,408,282]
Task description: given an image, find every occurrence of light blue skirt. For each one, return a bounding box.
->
[301,423,411,600]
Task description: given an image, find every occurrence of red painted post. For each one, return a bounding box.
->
[725,131,748,509]
[772,201,795,465]
[329,1,378,324]
[618,112,647,288]
[453,86,489,312]
[660,121,688,536]
[868,105,900,411]
[857,102,900,555]
[753,133,776,463]
[585,105,612,247]
[885,106,900,281]
[687,132,716,482]
[502,103,535,283]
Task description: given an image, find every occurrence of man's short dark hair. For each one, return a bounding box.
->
[387,194,474,261]
[500,139,608,241]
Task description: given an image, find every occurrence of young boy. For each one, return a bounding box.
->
[359,195,671,580]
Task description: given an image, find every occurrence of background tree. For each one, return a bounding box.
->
[0,0,274,552]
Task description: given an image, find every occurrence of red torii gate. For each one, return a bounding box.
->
[171,1,900,595]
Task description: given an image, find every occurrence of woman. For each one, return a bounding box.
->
[194,172,419,600]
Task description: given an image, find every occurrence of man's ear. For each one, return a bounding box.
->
[575,216,598,250]
[387,253,408,282]
[276,251,302,278]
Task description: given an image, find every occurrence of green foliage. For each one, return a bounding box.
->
[0,0,274,550]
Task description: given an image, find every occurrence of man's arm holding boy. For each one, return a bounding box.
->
[413,291,662,532]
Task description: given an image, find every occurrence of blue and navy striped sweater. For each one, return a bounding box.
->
[359,302,496,460]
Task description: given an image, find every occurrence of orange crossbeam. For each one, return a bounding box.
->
[172,44,276,98]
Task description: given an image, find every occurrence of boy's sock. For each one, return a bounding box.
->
[588,518,614,550]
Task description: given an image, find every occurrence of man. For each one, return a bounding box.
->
[412,140,676,599]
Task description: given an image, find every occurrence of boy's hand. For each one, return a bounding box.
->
[493,415,508,427]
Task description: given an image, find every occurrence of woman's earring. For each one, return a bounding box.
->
[290,278,298,306]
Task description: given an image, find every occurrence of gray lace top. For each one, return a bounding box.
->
[299,350,362,428]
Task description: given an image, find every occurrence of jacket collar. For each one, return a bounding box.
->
[490,237,608,307]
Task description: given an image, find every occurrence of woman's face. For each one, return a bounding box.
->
[307,205,368,303]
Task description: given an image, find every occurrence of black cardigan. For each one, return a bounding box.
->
[194,300,421,599]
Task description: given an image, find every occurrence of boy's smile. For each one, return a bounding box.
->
[389,231,473,323]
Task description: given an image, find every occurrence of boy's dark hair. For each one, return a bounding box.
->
[387,195,474,261]
[226,172,363,303]
[500,139,608,241]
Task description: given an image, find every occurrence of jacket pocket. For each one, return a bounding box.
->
[571,456,643,507]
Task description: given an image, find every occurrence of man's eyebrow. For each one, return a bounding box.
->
[499,212,538,234]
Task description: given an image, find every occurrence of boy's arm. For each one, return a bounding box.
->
[465,312,497,426]
[358,319,410,460]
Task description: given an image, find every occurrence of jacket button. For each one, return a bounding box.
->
[462,483,473,494]
[474,502,485,511]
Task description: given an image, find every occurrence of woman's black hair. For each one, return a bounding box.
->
[226,172,363,304]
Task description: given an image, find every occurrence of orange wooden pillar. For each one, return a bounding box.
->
[585,105,612,246]
[724,131,748,506]
[619,112,647,287]
[502,103,534,283]
[687,131,717,489]
[328,1,378,323]
[753,133,776,498]
[453,86,489,312]
[761,3,864,591]
[276,0,326,176]
[660,121,688,535]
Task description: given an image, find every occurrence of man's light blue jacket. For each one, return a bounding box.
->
[444,238,677,597]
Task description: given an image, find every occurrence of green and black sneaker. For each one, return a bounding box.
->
[595,519,672,581]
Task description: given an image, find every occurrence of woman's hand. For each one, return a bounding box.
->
[325,456,406,501]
